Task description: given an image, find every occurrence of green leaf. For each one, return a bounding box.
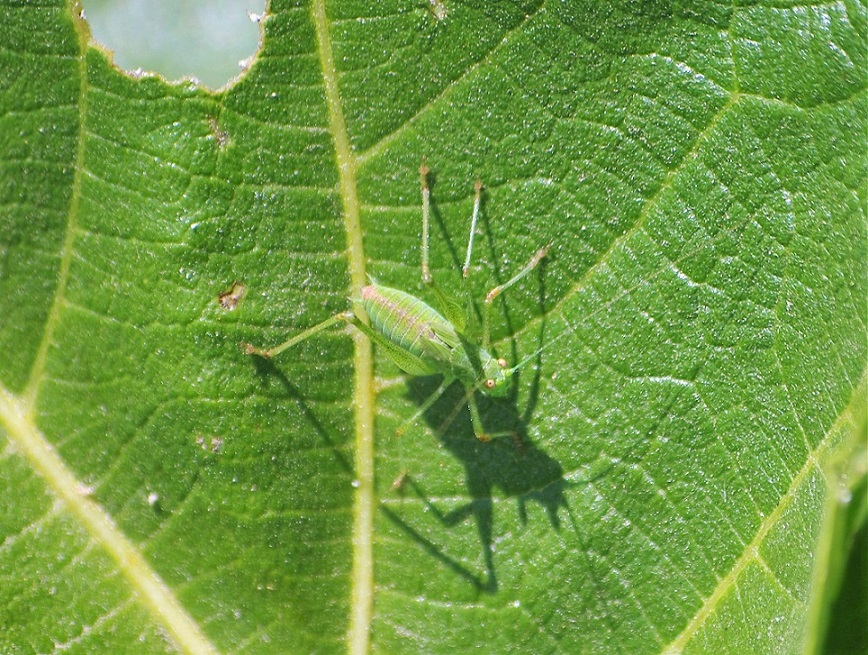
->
[803,404,867,655]
[1,1,865,653]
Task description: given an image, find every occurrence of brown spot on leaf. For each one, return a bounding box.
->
[218,281,245,310]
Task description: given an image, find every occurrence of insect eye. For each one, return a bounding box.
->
[484,379,496,389]
[497,358,508,368]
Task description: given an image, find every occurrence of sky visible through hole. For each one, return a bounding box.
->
[83,0,265,89]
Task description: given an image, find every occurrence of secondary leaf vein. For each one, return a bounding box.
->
[0,387,219,655]
[659,368,868,653]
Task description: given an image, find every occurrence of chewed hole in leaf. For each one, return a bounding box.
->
[83,0,265,88]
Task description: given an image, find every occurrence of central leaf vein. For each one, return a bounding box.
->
[311,2,376,654]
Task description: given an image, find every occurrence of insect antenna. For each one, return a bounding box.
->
[507,342,550,376]
[499,307,585,377]
[432,382,485,440]
[395,376,456,437]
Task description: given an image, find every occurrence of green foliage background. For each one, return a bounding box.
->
[0,1,865,654]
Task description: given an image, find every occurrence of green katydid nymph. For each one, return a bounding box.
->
[244,162,549,441]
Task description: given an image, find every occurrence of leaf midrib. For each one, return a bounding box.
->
[310,2,375,655]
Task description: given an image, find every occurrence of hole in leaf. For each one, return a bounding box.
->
[82,0,265,89]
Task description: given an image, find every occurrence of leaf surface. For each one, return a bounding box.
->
[1,1,865,653]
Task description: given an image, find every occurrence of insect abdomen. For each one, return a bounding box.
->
[360,284,455,360]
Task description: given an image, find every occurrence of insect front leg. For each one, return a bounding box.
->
[242,311,354,359]
[482,244,550,349]
[428,382,492,442]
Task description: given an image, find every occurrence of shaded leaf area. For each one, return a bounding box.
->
[0,1,865,654]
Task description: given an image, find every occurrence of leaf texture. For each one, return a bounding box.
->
[0,1,865,653]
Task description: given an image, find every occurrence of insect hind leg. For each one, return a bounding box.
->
[420,160,434,285]
[461,179,483,279]
[242,311,354,359]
